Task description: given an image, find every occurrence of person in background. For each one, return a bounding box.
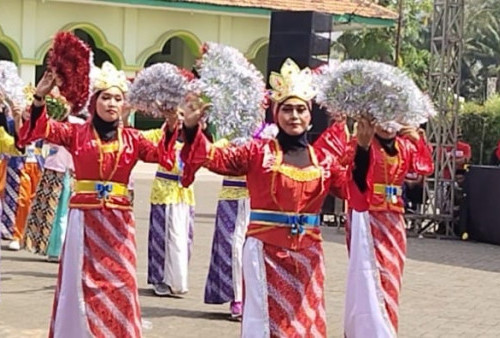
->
[443,132,471,181]
[0,103,44,251]
[490,139,500,166]
[144,108,195,297]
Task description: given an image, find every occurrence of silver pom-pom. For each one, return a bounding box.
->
[315,60,433,125]
[0,61,25,108]
[193,42,266,140]
[253,122,279,140]
[128,62,191,117]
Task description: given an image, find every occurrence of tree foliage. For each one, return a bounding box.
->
[462,0,500,102]
[332,0,433,90]
[460,95,500,164]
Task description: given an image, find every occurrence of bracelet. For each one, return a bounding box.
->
[33,94,44,102]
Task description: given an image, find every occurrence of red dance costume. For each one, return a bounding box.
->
[345,135,433,337]
[180,125,355,337]
[20,106,172,338]
[314,120,351,166]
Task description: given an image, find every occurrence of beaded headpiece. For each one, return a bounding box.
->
[92,61,128,93]
[268,58,317,103]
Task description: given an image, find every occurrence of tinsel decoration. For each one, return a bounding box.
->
[253,123,279,140]
[403,92,438,127]
[0,61,26,107]
[315,60,433,125]
[128,63,192,117]
[49,31,92,114]
[193,42,266,140]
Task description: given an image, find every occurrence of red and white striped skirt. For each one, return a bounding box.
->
[49,208,142,338]
[242,237,327,338]
[345,210,406,337]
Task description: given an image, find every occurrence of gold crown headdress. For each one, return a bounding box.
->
[92,61,128,93]
[269,58,317,103]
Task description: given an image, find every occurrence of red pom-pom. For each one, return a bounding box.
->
[311,65,323,75]
[178,68,195,82]
[201,43,209,54]
[49,32,91,113]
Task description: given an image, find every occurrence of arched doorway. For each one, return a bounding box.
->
[74,29,112,67]
[251,44,268,77]
[136,37,197,130]
[0,42,13,61]
[35,28,113,83]
[144,37,196,69]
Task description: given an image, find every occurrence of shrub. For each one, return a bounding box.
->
[459,95,500,164]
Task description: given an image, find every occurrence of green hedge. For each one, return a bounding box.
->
[459,95,500,164]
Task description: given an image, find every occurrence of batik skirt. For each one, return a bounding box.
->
[49,208,142,338]
[204,198,250,304]
[344,210,407,337]
[147,203,194,294]
[241,237,327,338]
[24,169,65,255]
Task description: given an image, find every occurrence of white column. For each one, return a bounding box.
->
[218,16,232,44]
[20,0,37,58]
[19,63,36,84]
[18,0,37,84]
[122,7,138,69]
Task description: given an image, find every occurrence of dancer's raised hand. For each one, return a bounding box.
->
[356,117,375,150]
[34,71,57,105]
[181,92,211,129]
[399,125,421,143]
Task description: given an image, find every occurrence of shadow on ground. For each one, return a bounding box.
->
[141,306,234,321]
[322,225,500,273]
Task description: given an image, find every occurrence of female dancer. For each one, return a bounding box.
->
[0,103,43,250]
[143,111,195,297]
[24,96,84,260]
[204,126,277,318]
[20,62,173,338]
[344,122,433,337]
[204,154,249,317]
[177,58,372,337]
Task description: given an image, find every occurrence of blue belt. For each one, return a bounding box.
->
[156,172,180,181]
[250,211,320,235]
[222,180,247,188]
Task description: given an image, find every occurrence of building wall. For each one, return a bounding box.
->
[0,0,270,83]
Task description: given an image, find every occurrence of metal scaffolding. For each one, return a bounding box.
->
[420,0,465,236]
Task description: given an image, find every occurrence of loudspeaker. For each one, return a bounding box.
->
[266,11,333,131]
[267,11,332,72]
[463,165,500,246]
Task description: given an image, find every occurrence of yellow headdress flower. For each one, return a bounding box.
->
[23,83,36,106]
[92,61,128,93]
[269,58,317,103]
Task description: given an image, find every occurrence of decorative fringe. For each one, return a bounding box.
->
[49,31,92,114]
[128,62,192,118]
[315,60,436,126]
[193,42,266,141]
